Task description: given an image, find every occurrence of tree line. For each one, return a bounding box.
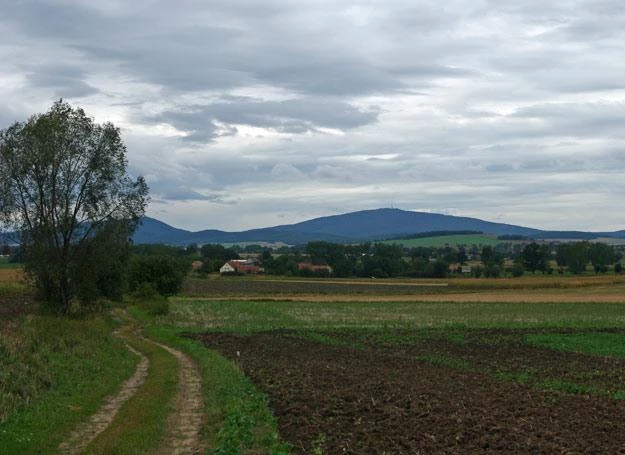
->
[188,240,623,279]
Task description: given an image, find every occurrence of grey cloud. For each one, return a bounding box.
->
[160,188,218,202]
[270,163,307,181]
[144,97,378,142]
[25,65,98,98]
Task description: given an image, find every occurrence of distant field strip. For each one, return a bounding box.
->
[265,278,449,286]
[180,292,625,303]
[168,300,625,331]
[382,234,503,247]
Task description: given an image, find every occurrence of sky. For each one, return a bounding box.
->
[1,0,625,232]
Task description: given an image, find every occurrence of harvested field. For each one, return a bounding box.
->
[182,276,625,303]
[182,277,451,297]
[195,331,625,454]
[182,291,625,303]
[0,268,23,283]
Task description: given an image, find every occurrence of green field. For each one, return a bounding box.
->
[166,299,625,332]
[383,234,504,247]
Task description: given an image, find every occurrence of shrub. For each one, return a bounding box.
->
[615,263,623,274]
[484,264,501,278]
[145,299,170,316]
[512,262,525,277]
[131,282,170,316]
[127,254,189,296]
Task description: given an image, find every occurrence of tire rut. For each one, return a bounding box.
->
[150,340,205,455]
[58,342,149,454]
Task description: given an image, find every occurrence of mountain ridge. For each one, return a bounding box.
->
[132,208,625,245]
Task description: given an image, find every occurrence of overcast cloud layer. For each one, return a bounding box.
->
[2,0,624,231]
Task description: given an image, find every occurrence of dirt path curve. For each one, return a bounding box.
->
[150,340,205,455]
[58,342,149,454]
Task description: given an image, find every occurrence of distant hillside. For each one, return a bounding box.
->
[133,208,622,245]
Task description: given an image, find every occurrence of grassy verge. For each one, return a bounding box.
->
[0,281,28,297]
[85,322,178,454]
[130,306,290,454]
[0,315,136,454]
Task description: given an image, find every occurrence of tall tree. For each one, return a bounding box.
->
[521,242,550,273]
[0,101,148,313]
[588,243,615,273]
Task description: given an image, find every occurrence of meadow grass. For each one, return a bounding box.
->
[527,332,625,358]
[0,281,28,297]
[0,316,136,454]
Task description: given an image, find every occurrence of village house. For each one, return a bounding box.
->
[220,259,263,275]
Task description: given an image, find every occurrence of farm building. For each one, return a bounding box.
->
[220,259,262,275]
[191,260,203,271]
[297,262,333,274]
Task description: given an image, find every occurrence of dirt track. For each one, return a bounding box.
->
[197,331,625,454]
[152,340,204,455]
[58,343,150,454]
[59,325,204,454]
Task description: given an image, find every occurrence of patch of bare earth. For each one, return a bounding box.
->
[196,332,625,454]
[58,343,149,454]
[151,340,204,455]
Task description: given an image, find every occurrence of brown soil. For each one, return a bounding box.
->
[150,341,204,455]
[195,331,625,454]
[58,343,150,454]
[0,269,23,282]
[184,292,625,303]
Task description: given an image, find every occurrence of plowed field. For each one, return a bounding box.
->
[196,331,625,454]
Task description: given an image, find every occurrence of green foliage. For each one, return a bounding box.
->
[511,261,525,277]
[556,242,590,274]
[0,101,148,313]
[588,243,616,274]
[131,283,170,316]
[127,254,189,296]
[527,332,625,358]
[200,244,240,273]
[521,242,550,273]
[481,245,504,271]
[484,264,502,278]
[361,243,405,278]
